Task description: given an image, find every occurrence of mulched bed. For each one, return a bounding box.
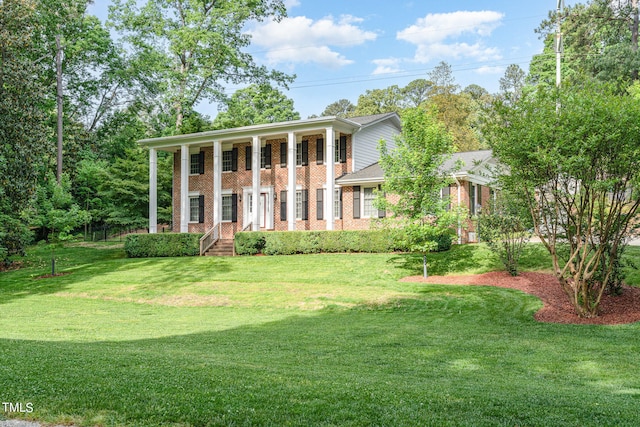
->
[401,271,640,325]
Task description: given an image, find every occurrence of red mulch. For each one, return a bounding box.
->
[400,271,640,325]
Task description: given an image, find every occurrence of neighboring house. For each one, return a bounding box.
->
[139,113,496,253]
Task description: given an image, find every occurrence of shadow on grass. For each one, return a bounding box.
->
[1,292,638,427]
[387,244,501,277]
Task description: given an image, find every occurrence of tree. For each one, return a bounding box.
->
[108,0,294,132]
[321,98,355,118]
[498,64,526,103]
[428,61,459,96]
[485,82,640,317]
[378,106,462,277]
[353,86,404,116]
[402,79,434,108]
[530,1,640,87]
[0,0,49,260]
[212,84,300,129]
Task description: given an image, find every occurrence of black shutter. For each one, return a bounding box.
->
[338,189,343,219]
[477,184,482,210]
[316,188,324,220]
[231,147,238,172]
[198,151,205,174]
[245,146,252,170]
[198,195,205,223]
[302,140,308,166]
[302,189,308,220]
[265,144,272,169]
[339,135,347,163]
[280,191,287,221]
[280,142,287,167]
[231,194,238,223]
[316,138,324,164]
[469,182,476,215]
[378,185,386,218]
[353,186,361,219]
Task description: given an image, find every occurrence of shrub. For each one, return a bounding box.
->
[234,232,266,255]
[124,233,202,258]
[235,230,410,256]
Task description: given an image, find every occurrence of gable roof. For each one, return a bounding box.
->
[336,150,496,186]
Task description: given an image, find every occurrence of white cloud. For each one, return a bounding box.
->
[476,65,505,75]
[248,15,377,69]
[372,58,402,75]
[397,10,504,63]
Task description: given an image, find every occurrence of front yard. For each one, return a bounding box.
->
[1,243,639,426]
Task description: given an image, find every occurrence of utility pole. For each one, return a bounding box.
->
[556,0,564,89]
[55,34,63,184]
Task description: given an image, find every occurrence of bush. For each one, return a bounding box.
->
[234,232,266,255]
[124,233,202,258]
[235,230,410,256]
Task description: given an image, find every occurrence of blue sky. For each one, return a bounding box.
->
[88,0,579,119]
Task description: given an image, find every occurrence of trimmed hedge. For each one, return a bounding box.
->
[124,233,202,258]
[235,230,408,256]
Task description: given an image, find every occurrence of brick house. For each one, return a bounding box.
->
[139,113,495,253]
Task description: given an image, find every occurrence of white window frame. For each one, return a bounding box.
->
[296,142,303,166]
[221,190,233,222]
[295,190,303,220]
[189,153,200,175]
[188,192,200,223]
[362,187,376,218]
[222,150,233,172]
[334,188,341,220]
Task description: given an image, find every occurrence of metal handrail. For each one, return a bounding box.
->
[241,222,252,232]
[199,223,221,256]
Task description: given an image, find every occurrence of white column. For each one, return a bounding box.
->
[287,132,296,230]
[325,127,335,231]
[213,140,222,226]
[180,144,189,233]
[149,147,158,233]
[252,136,261,231]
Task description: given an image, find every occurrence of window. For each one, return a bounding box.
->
[334,136,347,163]
[296,140,308,166]
[295,190,303,220]
[222,150,233,172]
[260,144,271,169]
[221,195,232,222]
[334,189,342,219]
[363,187,376,217]
[296,143,303,166]
[189,196,200,222]
[190,153,201,175]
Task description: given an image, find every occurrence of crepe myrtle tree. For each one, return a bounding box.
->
[485,82,640,317]
[377,106,464,277]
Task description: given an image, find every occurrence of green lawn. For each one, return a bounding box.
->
[1,243,640,426]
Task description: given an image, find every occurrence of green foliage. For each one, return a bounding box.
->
[0,213,33,261]
[321,98,356,117]
[378,106,455,219]
[353,85,404,116]
[124,233,202,258]
[0,0,49,257]
[213,84,300,129]
[530,1,640,87]
[235,230,406,256]
[108,0,293,131]
[478,191,532,276]
[29,172,91,242]
[485,81,640,317]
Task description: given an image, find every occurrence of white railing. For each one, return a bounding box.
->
[199,223,221,256]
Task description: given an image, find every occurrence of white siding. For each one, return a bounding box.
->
[352,120,400,172]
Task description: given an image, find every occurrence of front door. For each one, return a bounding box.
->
[260,193,268,229]
[243,188,274,230]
